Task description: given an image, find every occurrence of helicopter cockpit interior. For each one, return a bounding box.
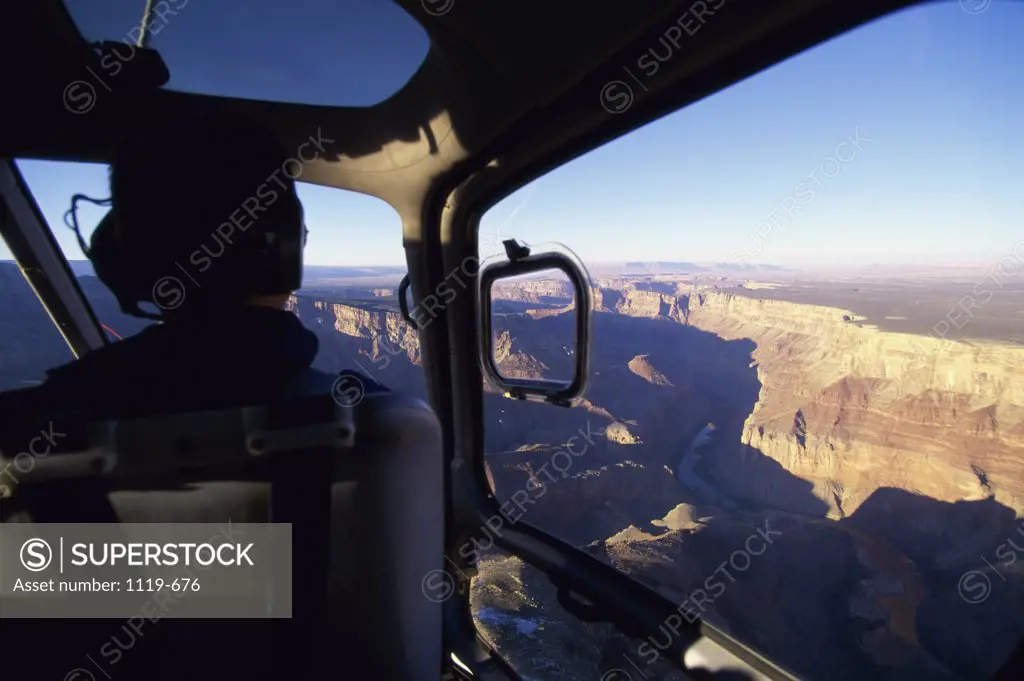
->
[1,1,1022,680]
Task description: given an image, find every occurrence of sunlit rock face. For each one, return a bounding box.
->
[679,289,1024,518]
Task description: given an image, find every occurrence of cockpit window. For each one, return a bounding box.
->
[9,160,418,392]
[477,3,1024,680]
[62,0,430,107]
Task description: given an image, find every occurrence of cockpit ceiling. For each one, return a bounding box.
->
[3,0,918,205]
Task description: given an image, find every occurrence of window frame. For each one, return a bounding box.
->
[0,159,107,357]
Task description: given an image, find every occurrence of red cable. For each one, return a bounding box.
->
[101,323,123,340]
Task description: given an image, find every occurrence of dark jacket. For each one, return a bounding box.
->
[0,306,385,445]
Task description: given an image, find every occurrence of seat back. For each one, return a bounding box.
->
[0,387,444,681]
[328,391,445,679]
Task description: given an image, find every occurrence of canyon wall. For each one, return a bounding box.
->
[286,278,1024,522]
[285,295,427,396]
[683,290,1024,518]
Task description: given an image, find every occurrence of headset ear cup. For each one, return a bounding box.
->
[281,221,304,291]
[250,201,304,295]
[285,208,306,291]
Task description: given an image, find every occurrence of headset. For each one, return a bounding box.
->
[64,192,306,321]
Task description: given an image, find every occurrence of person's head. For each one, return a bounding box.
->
[90,111,306,320]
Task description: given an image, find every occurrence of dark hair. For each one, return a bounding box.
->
[95,111,304,317]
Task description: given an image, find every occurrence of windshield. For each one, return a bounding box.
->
[474,3,1024,680]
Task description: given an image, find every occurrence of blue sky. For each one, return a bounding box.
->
[4,1,1022,268]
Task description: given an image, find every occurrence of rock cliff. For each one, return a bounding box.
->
[682,289,1023,517]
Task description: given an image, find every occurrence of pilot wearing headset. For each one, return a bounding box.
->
[0,111,383,432]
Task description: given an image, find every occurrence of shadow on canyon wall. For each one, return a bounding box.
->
[485,310,828,541]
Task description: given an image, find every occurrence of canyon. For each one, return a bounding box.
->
[1,261,1022,681]
[480,276,1024,681]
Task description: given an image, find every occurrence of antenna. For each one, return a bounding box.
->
[136,0,156,48]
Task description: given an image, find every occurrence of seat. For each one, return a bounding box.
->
[0,386,444,681]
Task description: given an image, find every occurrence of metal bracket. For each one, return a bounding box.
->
[502,239,531,262]
[243,405,354,456]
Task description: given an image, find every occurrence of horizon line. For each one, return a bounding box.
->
[5,259,1009,270]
